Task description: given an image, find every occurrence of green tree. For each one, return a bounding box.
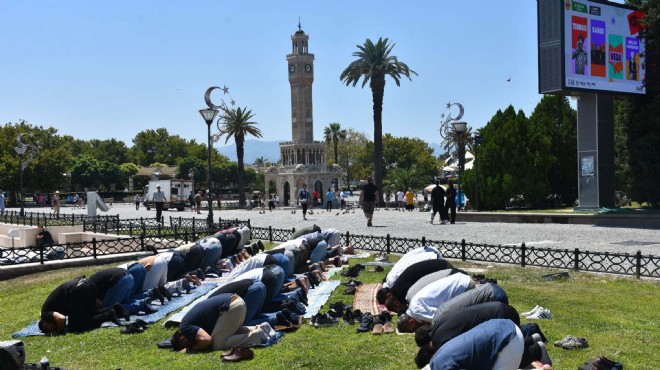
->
[71,155,101,190]
[98,161,122,191]
[335,129,373,189]
[528,95,577,206]
[340,37,417,205]
[382,134,438,183]
[217,106,263,207]
[323,122,347,165]
[383,165,426,193]
[176,157,206,185]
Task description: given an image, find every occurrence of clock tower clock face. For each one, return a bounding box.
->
[289,64,295,73]
[305,64,312,73]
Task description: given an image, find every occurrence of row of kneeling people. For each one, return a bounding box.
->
[375,246,553,370]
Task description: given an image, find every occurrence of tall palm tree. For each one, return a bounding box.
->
[340,37,416,205]
[217,106,262,207]
[254,156,267,170]
[323,122,347,165]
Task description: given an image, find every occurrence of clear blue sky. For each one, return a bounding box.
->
[2,1,622,149]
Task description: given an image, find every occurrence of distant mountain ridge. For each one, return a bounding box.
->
[218,139,445,164]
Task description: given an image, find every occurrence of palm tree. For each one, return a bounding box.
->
[340,37,416,205]
[254,156,267,170]
[323,122,347,165]
[217,106,262,207]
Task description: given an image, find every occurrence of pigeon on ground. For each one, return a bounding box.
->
[335,212,340,216]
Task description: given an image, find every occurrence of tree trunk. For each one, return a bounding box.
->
[236,136,246,207]
[371,75,386,207]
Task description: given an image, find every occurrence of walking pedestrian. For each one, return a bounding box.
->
[359,177,379,227]
[445,181,457,224]
[429,181,445,224]
[134,194,141,210]
[296,184,310,220]
[153,185,166,222]
[325,188,333,212]
[52,191,61,218]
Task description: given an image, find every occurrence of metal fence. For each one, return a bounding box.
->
[0,236,186,267]
[0,210,119,227]
[250,226,660,279]
[1,215,658,278]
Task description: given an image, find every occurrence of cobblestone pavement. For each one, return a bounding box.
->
[26,201,660,256]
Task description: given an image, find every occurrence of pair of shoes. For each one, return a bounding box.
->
[578,356,623,370]
[221,346,254,362]
[343,279,362,287]
[372,312,395,334]
[311,313,338,328]
[306,271,321,288]
[344,286,356,295]
[367,220,372,227]
[367,265,385,273]
[121,322,144,334]
[375,253,389,263]
[357,312,374,333]
[342,307,359,325]
[282,299,306,315]
[257,240,265,252]
[554,335,589,350]
[522,306,551,320]
[341,265,361,278]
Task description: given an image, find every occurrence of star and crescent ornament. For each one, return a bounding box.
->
[439,102,465,140]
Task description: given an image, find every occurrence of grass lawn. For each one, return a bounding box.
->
[1,256,658,370]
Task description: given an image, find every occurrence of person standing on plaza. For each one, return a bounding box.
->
[153,185,166,223]
[52,191,61,218]
[134,194,141,210]
[445,181,457,224]
[430,181,445,224]
[340,190,347,210]
[359,177,380,227]
[0,190,5,215]
[405,188,415,212]
[194,191,202,214]
[385,190,392,209]
[312,189,319,208]
[296,184,310,220]
[325,188,334,212]
[189,192,194,211]
[396,189,405,210]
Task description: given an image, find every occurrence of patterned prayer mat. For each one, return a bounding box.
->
[352,283,392,315]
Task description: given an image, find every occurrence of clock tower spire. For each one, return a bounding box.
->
[287,23,314,143]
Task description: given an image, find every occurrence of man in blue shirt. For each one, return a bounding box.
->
[296,184,310,220]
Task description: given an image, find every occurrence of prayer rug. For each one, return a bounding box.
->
[344,251,372,259]
[303,280,341,319]
[12,282,218,338]
[352,283,391,315]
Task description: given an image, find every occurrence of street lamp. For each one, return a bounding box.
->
[199,108,219,227]
[474,134,484,211]
[452,121,467,211]
[14,144,27,217]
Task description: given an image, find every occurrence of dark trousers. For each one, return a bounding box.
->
[135,202,140,210]
[155,202,164,222]
[447,202,456,224]
[301,202,308,217]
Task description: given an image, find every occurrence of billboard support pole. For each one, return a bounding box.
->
[575,93,615,209]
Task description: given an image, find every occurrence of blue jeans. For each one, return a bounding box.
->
[309,240,328,263]
[272,253,293,279]
[103,274,145,314]
[240,281,277,326]
[127,263,148,297]
[201,242,222,269]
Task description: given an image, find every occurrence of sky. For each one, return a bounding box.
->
[0,0,624,149]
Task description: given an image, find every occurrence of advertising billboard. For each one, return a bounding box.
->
[564,0,646,94]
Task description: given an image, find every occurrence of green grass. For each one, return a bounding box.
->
[1,258,658,370]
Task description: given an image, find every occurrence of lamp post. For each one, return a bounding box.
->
[199,108,219,227]
[14,145,27,217]
[452,121,467,211]
[474,134,484,211]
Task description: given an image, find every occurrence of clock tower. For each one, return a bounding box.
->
[265,23,344,207]
[287,22,315,143]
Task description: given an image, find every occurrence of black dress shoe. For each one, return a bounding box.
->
[113,304,131,320]
[135,318,149,330]
[142,303,158,314]
[150,288,165,304]
[158,285,172,301]
[121,322,144,334]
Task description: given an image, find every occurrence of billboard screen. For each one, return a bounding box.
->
[563,0,646,94]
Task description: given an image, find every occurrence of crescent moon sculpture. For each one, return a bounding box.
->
[439,102,465,140]
[204,86,221,109]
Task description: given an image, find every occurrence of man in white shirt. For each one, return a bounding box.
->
[153,185,166,222]
[396,273,474,333]
[383,246,442,289]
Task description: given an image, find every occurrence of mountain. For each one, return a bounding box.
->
[217,140,281,164]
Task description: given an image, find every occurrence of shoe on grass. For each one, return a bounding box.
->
[357,312,374,333]
[526,308,551,320]
[314,313,338,328]
[521,305,543,317]
[560,336,589,350]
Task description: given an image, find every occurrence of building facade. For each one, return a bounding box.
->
[265,24,343,206]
